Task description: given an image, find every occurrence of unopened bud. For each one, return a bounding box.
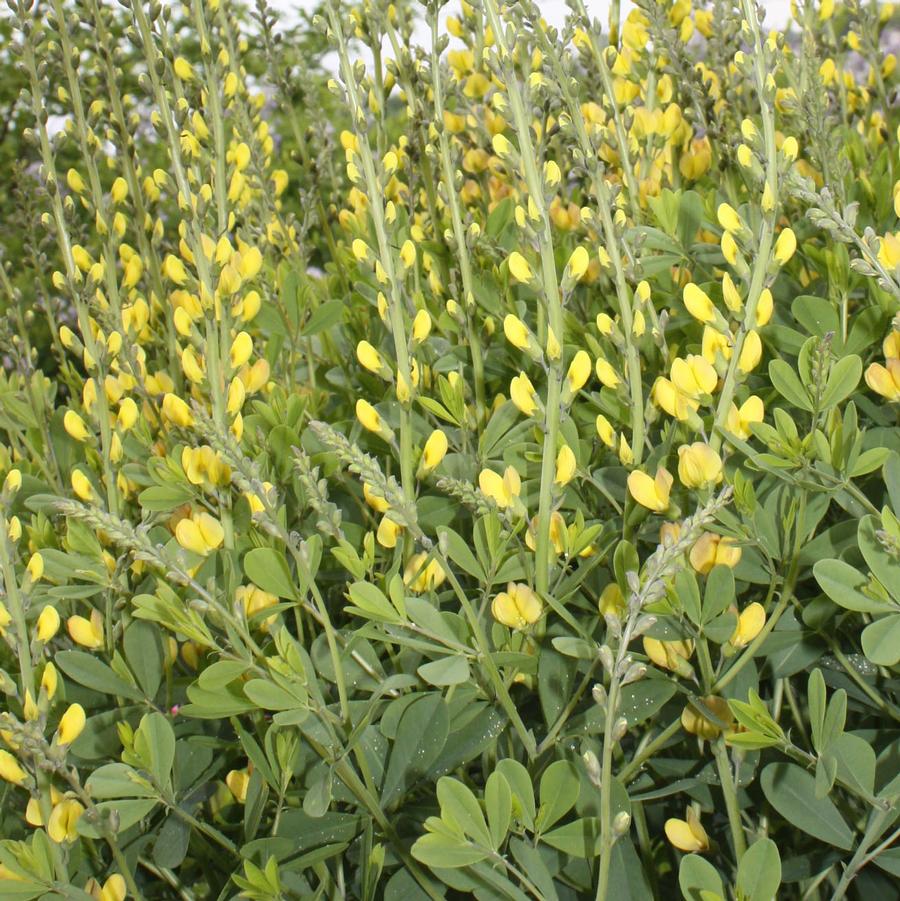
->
[598,645,615,673]
[613,811,632,835]
[611,716,628,742]
[592,684,607,708]
[583,750,602,787]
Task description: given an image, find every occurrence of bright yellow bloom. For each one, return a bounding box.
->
[356,399,393,439]
[67,608,104,649]
[36,606,60,642]
[681,695,733,740]
[756,288,774,327]
[865,360,900,400]
[420,430,448,473]
[226,769,250,803]
[364,483,389,514]
[26,552,44,582]
[683,283,716,323]
[479,466,521,510]
[689,533,742,574]
[665,809,710,852]
[173,57,195,81]
[175,512,225,556]
[510,372,539,416]
[57,703,86,746]
[643,637,694,676]
[66,168,86,194]
[357,340,384,374]
[508,251,534,284]
[412,309,432,344]
[230,331,253,369]
[627,467,673,512]
[236,585,278,630]
[595,414,615,447]
[595,357,620,388]
[491,583,542,630]
[670,355,717,399]
[564,246,590,283]
[677,443,723,488]
[0,749,26,785]
[64,410,90,442]
[97,876,127,901]
[774,227,797,265]
[727,395,765,438]
[403,553,448,593]
[717,202,743,233]
[565,350,592,395]
[71,470,95,502]
[503,314,532,350]
[555,444,577,486]
[730,602,766,648]
[653,378,697,421]
[162,393,194,428]
[598,583,626,618]
[738,330,762,372]
[48,799,84,843]
[376,515,403,548]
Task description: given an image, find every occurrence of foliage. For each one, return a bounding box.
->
[0,0,899,899]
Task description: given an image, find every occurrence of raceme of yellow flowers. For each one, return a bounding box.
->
[1,0,899,897]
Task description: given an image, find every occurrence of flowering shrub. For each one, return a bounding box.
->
[1,0,899,897]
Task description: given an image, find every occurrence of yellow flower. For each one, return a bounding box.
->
[565,350,592,395]
[67,609,104,649]
[97,875,127,901]
[730,602,766,648]
[42,662,58,699]
[774,227,797,265]
[555,444,577,486]
[403,553,447,593]
[681,695,734,740]
[36,606,60,641]
[598,583,626,618]
[508,251,534,284]
[525,511,566,556]
[162,393,194,428]
[479,466,522,510]
[879,233,900,270]
[230,331,253,369]
[510,372,539,416]
[420,430,448,474]
[175,512,225,556]
[717,202,743,233]
[492,133,513,157]
[677,442,723,488]
[627,467,673,512]
[756,288,774,326]
[236,585,278,630]
[503,314,532,350]
[689,533,742,574]
[173,56,196,81]
[738,330,762,372]
[595,414,615,447]
[564,246,590,283]
[652,378,697,421]
[643,637,694,676]
[67,168,86,194]
[356,399,393,440]
[363,483,389,514]
[48,799,84,843]
[491,582,542,630]
[162,254,188,285]
[670,355,717,399]
[726,395,765,439]
[412,309,432,344]
[665,808,710,852]
[683,283,716,323]
[71,470,95,502]
[0,749,27,785]
[57,703,86,746]
[64,411,90,442]
[865,360,900,400]
[226,768,250,803]
[357,340,385,374]
[376,515,403,548]
[3,469,22,494]
[595,357,620,388]
[26,553,44,583]
[596,313,614,335]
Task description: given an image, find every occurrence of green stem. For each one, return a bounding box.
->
[712,738,747,861]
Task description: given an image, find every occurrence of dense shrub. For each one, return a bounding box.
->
[0,0,899,898]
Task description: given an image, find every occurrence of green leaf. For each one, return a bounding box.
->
[381,694,449,808]
[243,678,307,711]
[124,620,164,699]
[411,832,487,869]
[769,360,813,412]
[300,299,344,336]
[78,799,159,838]
[484,771,512,851]
[133,712,176,791]
[347,581,402,623]
[859,515,900,601]
[760,763,853,849]
[536,760,580,832]
[540,817,601,857]
[496,759,536,831]
[437,777,492,847]
[819,355,862,409]
[679,854,725,901]
[417,656,471,687]
[703,565,735,623]
[736,838,781,901]
[243,548,297,599]
[861,614,900,665]
[813,559,893,613]
[138,484,195,512]
[56,650,144,702]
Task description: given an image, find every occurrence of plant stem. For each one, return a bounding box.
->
[712,737,747,861]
